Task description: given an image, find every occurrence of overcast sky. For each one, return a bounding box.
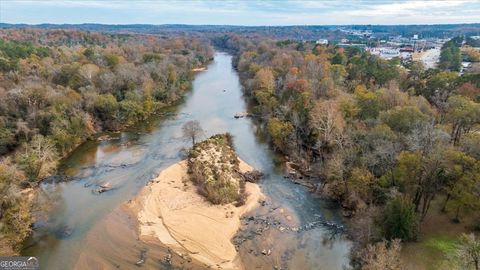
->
[1,0,479,26]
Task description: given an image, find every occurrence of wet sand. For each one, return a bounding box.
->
[76,200,206,269]
[128,159,264,269]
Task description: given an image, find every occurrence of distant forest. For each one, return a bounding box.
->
[2,23,480,40]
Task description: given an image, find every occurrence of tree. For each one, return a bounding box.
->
[78,63,100,82]
[0,158,31,252]
[381,106,429,134]
[359,124,398,177]
[309,100,346,150]
[182,120,203,146]
[331,52,346,65]
[456,82,480,102]
[390,150,445,218]
[348,167,374,203]
[354,85,380,120]
[439,40,461,71]
[421,71,458,108]
[406,122,449,155]
[455,233,480,270]
[0,127,15,155]
[267,118,293,152]
[15,134,58,181]
[461,133,480,159]
[382,197,418,241]
[361,239,403,270]
[253,68,275,93]
[253,68,275,108]
[441,149,480,222]
[446,95,480,145]
[93,94,119,126]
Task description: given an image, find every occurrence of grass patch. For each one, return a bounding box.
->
[424,236,458,255]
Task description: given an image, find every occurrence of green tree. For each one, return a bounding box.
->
[93,94,119,126]
[390,150,445,218]
[381,106,429,134]
[331,52,346,65]
[267,118,293,151]
[446,95,480,145]
[0,127,16,155]
[382,197,418,241]
[354,85,380,120]
[439,40,462,71]
[104,53,119,67]
[421,71,458,104]
[348,167,374,203]
[441,149,480,222]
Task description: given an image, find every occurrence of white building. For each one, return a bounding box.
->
[316,39,328,45]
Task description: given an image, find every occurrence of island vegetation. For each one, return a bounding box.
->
[188,133,241,204]
[131,132,264,269]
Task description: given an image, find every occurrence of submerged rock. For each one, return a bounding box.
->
[241,170,264,183]
[55,225,74,239]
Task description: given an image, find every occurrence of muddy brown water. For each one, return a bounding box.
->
[22,52,351,269]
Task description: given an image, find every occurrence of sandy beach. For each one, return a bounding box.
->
[128,159,264,269]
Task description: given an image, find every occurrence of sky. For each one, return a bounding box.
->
[1,0,479,26]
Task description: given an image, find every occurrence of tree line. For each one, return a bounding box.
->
[216,35,480,269]
[0,29,213,254]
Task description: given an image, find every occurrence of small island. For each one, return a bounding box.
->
[128,134,264,269]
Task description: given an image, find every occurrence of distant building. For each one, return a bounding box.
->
[316,39,328,45]
[413,34,419,40]
[340,38,349,43]
[400,47,414,53]
[368,47,401,60]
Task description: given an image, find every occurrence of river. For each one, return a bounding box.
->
[22,52,351,269]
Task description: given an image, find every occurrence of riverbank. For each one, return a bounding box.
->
[127,158,264,269]
[14,64,211,256]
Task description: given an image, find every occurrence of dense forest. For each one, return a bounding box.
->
[214,35,480,268]
[3,23,480,40]
[0,28,213,254]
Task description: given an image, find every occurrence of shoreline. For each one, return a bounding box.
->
[126,158,264,269]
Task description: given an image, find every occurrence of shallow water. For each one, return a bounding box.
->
[22,52,351,269]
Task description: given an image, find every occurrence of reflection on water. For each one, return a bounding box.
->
[22,52,351,269]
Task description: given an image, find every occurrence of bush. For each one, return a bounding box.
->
[382,197,418,241]
[188,134,242,205]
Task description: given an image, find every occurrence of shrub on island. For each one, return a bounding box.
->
[188,133,241,204]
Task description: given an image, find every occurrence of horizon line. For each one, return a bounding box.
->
[1,22,480,28]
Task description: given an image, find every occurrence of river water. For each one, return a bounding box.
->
[22,52,351,269]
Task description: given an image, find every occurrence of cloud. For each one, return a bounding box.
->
[1,0,479,25]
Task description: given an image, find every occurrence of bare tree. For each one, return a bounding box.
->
[79,63,100,82]
[455,233,480,270]
[182,120,203,146]
[361,239,403,270]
